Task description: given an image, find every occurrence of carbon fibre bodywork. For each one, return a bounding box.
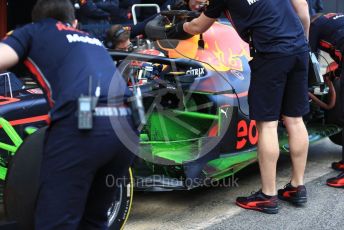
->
[0,89,49,139]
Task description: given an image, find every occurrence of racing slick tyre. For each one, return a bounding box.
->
[325,77,343,146]
[3,127,134,230]
[329,130,343,146]
[108,167,134,230]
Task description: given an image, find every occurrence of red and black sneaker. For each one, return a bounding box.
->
[326,172,344,188]
[278,183,307,205]
[331,160,344,171]
[236,190,278,214]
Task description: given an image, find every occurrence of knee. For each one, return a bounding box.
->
[282,116,305,128]
[282,116,308,137]
[256,121,278,131]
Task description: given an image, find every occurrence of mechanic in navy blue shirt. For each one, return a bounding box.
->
[310,13,344,64]
[0,0,138,228]
[310,13,344,188]
[176,0,310,213]
[76,0,112,40]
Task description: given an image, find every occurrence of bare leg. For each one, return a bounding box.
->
[256,120,279,196]
[282,116,309,187]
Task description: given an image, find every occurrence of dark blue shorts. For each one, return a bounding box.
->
[248,52,310,121]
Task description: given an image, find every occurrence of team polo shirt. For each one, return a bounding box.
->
[204,0,308,55]
[1,18,130,121]
[309,13,344,63]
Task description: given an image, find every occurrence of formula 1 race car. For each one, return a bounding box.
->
[117,10,343,191]
[0,9,342,230]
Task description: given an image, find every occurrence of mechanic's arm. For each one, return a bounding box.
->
[0,43,19,72]
[290,0,310,39]
[183,13,216,35]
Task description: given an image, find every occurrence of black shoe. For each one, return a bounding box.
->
[278,183,307,205]
[326,172,344,188]
[331,160,344,171]
[236,190,278,214]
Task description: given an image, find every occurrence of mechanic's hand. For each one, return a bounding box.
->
[166,22,193,40]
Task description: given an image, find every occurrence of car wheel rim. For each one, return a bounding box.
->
[107,184,123,226]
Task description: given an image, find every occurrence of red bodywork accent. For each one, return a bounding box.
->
[319,40,342,62]
[208,124,218,137]
[248,120,258,145]
[224,91,248,98]
[0,96,20,105]
[236,120,248,150]
[236,120,258,150]
[327,62,339,73]
[24,59,54,108]
[320,40,332,49]
[0,115,50,128]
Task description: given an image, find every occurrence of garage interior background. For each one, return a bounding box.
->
[1,0,344,38]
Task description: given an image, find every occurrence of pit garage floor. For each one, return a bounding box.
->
[126,138,343,230]
[0,138,341,229]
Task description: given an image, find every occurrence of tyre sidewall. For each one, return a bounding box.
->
[109,168,133,230]
[325,77,343,146]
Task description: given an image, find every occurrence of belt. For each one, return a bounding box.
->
[94,107,131,117]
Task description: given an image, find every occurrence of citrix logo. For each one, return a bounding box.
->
[247,0,259,6]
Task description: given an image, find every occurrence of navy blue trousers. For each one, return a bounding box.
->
[35,115,137,230]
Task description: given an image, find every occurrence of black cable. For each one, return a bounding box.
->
[163,24,249,117]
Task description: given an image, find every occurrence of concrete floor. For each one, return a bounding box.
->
[126,138,343,230]
[0,136,340,229]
